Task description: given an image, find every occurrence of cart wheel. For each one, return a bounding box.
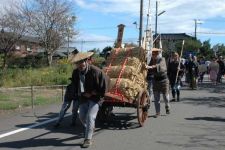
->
[137,90,150,127]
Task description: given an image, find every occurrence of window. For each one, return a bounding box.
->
[15,45,20,50]
[26,45,32,52]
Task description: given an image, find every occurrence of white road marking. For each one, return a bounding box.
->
[0,114,71,139]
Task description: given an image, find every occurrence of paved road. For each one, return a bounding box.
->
[0,80,225,150]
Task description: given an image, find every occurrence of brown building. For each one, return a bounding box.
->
[13,36,40,57]
[0,31,40,57]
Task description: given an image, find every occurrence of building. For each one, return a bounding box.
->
[0,32,40,57]
[13,36,40,57]
[154,33,194,51]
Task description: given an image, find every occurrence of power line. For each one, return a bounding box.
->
[72,38,138,43]
[196,32,225,35]
[78,25,135,30]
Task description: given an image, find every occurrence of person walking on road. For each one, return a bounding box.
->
[185,55,198,89]
[54,49,80,128]
[168,52,185,102]
[217,56,225,83]
[146,48,170,118]
[70,52,109,148]
[209,56,219,85]
[198,57,207,83]
[54,81,79,128]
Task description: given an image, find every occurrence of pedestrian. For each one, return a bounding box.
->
[69,52,109,148]
[146,48,170,118]
[54,80,79,128]
[167,52,185,102]
[198,56,207,83]
[217,56,225,83]
[209,56,219,85]
[185,55,198,89]
[54,49,81,128]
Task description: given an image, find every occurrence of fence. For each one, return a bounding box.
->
[0,85,66,113]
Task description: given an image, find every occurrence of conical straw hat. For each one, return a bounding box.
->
[152,48,162,52]
[69,52,94,63]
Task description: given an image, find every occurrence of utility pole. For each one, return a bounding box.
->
[139,0,143,47]
[154,1,165,48]
[194,19,202,39]
[155,0,158,39]
[194,19,197,39]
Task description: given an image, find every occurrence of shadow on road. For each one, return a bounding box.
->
[0,131,82,148]
[0,111,144,149]
[185,116,225,122]
[181,82,225,108]
[197,82,225,93]
[182,96,225,108]
[97,112,141,130]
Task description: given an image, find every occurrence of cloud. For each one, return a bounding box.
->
[71,32,115,51]
[75,32,114,41]
[74,0,225,33]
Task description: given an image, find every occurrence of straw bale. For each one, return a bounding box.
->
[104,66,139,80]
[109,78,143,100]
[108,47,146,62]
[106,57,142,69]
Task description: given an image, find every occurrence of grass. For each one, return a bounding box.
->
[0,56,105,111]
[0,88,63,110]
[0,64,73,87]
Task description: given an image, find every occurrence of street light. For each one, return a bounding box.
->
[155,0,166,48]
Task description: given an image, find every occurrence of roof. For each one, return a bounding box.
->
[0,32,40,43]
[154,33,194,40]
[20,36,39,43]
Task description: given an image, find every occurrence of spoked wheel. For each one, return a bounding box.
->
[137,90,150,127]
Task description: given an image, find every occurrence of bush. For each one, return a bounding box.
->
[0,64,73,87]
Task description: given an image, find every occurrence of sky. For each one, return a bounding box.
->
[72,0,225,51]
[1,0,225,51]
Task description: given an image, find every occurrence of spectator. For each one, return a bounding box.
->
[209,56,219,85]
[217,56,225,83]
[167,52,185,102]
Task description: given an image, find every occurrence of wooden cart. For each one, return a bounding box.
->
[99,47,151,127]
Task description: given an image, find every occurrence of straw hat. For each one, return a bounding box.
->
[69,52,94,63]
[152,48,162,52]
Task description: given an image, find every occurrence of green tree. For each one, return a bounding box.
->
[199,40,213,60]
[217,44,225,57]
[174,39,202,58]
[100,46,112,58]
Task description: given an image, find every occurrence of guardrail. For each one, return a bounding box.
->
[0,85,66,113]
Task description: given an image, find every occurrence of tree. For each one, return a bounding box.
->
[174,39,202,58]
[0,3,27,69]
[199,40,213,60]
[100,46,112,58]
[22,0,76,66]
[217,44,225,57]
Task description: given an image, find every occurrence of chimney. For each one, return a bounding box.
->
[115,24,125,48]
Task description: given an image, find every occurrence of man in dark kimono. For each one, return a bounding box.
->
[70,52,109,148]
[167,52,185,102]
